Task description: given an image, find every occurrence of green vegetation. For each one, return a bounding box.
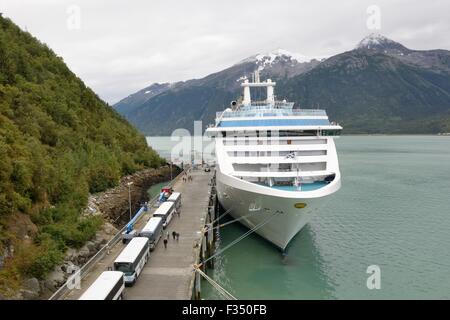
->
[0,16,164,294]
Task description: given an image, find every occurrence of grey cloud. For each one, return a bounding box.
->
[2,0,450,104]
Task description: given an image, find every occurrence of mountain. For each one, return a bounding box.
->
[0,16,164,295]
[115,34,450,135]
[114,49,322,135]
[357,33,450,73]
[277,48,450,133]
[114,82,175,115]
[356,33,411,54]
[240,48,324,79]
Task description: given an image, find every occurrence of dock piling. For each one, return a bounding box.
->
[194,270,201,300]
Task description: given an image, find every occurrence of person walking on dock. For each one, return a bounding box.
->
[163,238,168,249]
[172,231,176,240]
[175,232,180,242]
[166,231,170,241]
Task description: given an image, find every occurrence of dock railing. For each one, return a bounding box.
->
[48,166,187,300]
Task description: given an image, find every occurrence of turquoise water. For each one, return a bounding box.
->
[147,181,171,199]
[148,136,450,299]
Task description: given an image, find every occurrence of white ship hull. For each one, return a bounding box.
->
[216,167,341,250]
[206,71,342,250]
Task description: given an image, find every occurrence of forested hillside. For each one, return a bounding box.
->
[0,16,164,295]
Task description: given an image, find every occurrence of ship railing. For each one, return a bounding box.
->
[216,108,327,119]
[246,101,295,108]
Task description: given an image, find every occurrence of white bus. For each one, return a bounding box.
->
[139,217,164,251]
[113,237,149,286]
[167,192,181,212]
[153,201,175,228]
[79,271,125,300]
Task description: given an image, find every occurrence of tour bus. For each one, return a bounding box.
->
[139,217,164,251]
[167,192,181,212]
[152,201,175,228]
[113,237,149,286]
[79,271,125,300]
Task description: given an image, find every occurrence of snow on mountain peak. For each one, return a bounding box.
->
[239,49,321,67]
[357,33,396,49]
[255,49,312,64]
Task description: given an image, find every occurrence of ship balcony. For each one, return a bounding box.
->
[229,155,328,165]
[239,172,336,192]
[257,180,330,192]
[222,136,328,146]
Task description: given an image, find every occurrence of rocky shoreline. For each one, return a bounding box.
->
[16,164,181,300]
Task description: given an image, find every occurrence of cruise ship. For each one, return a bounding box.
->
[206,71,342,250]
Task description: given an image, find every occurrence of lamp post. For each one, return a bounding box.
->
[127,182,133,221]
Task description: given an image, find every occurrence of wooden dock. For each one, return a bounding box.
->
[64,168,213,300]
[126,169,212,299]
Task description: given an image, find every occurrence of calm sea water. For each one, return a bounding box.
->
[147,136,450,299]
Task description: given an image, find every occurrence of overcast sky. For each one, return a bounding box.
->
[2,0,449,104]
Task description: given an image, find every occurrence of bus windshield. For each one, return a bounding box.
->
[114,262,133,275]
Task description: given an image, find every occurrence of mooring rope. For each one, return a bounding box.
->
[209,209,264,231]
[194,267,237,300]
[200,210,279,267]
[210,205,234,225]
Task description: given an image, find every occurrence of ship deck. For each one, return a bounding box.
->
[257,180,328,192]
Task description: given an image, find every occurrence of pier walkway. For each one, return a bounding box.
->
[65,168,212,300]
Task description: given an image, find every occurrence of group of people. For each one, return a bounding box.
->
[182,174,193,182]
[163,230,180,249]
